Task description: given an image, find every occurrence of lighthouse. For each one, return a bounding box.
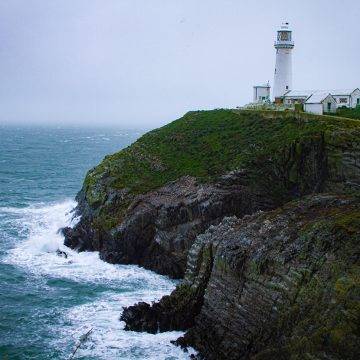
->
[273,22,294,101]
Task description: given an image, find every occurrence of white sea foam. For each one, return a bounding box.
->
[2,200,194,359]
[3,201,175,288]
[62,292,196,360]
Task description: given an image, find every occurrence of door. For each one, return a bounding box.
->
[327,102,332,112]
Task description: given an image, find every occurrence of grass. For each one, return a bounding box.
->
[325,106,360,120]
[83,109,360,209]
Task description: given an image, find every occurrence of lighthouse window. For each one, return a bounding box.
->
[286,86,289,90]
[279,31,290,41]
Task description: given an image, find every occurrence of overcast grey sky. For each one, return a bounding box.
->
[0,0,359,127]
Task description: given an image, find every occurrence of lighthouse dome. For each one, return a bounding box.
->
[279,22,291,31]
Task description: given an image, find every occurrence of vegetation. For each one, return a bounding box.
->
[294,103,304,112]
[326,106,360,120]
[83,109,360,209]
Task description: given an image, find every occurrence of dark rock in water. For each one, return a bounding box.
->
[61,224,94,252]
[122,194,360,360]
[121,243,212,332]
[56,249,68,258]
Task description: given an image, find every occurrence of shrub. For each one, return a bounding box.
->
[295,103,304,112]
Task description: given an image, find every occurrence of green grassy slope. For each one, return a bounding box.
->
[83,109,360,209]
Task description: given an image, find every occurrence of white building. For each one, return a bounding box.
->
[253,83,271,103]
[283,90,314,105]
[273,22,294,101]
[304,92,337,115]
[329,89,360,108]
[284,88,360,110]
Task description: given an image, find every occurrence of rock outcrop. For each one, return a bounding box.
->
[123,194,360,360]
[64,174,273,278]
[63,110,360,278]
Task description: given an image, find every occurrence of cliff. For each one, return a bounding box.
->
[63,109,360,359]
[123,194,360,359]
[63,109,360,278]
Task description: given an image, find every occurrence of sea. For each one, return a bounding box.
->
[0,125,194,360]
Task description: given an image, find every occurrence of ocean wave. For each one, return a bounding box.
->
[1,200,194,359]
[3,201,173,288]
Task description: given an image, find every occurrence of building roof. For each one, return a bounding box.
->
[285,88,359,99]
[305,92,333,104]
[254,83,271,88]
[321,89,358,96]
[284,90,314,98]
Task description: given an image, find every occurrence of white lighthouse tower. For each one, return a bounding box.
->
[273,22,294,101]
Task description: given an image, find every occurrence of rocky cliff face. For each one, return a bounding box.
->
[63,110,360,359]
[64,174,273,278]
[63,110,360,278]
[122,194,360,360]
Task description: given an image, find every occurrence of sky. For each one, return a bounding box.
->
[0,0,359,128]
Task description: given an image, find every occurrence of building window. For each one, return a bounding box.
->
[339,98,348,103]
[357,98,360,105]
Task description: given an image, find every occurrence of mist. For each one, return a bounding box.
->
[0,0,359,128]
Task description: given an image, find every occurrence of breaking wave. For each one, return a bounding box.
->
[2,200,194,359]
